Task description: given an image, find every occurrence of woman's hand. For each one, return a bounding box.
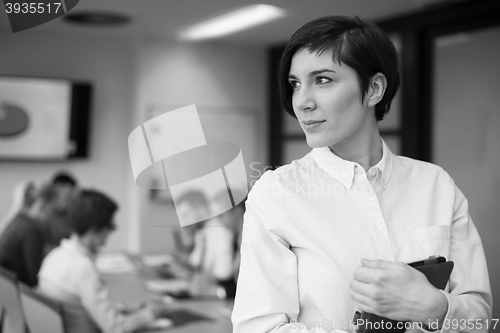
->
[350,259,448,325]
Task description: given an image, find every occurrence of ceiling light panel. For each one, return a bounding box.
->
[177,4,286,41]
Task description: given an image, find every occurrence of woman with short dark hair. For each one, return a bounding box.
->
[232,16,491,333]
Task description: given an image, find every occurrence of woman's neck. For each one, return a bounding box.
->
[329,123,382,172]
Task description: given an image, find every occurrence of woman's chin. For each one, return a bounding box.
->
[305,136,331,149]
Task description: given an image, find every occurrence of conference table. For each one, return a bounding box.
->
[99,254,233,333]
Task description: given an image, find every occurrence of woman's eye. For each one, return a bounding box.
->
[316,77,331,84]
[288,80,300,88]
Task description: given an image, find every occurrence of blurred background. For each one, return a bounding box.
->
[0,0,499,323]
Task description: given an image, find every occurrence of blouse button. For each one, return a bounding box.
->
[376,225,384,231]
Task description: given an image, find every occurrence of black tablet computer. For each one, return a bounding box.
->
[354,256,454,333]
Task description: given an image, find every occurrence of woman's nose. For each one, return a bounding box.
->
[293,87,315,112]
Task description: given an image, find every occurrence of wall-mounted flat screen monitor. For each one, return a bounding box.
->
[0,76,91,160]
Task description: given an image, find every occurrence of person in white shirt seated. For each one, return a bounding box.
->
[204,190,245,299]
[172,190,209,265]
[38,189,169,333]
[232,15,492,333]
[173,190,242,299]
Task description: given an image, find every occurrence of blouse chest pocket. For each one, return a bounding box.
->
[411,225,451,259]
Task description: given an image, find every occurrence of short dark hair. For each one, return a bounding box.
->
[52,171,77,187]
[68,189,117,236]
[33,183,59,205]
[278,16,400,121]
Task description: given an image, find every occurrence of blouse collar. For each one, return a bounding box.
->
[310,138,393,190]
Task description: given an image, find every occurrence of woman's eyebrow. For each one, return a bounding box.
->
[310,69,336,76]
[288,69,336,79]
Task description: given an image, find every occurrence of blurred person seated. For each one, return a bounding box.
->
[44,171,79,254]
[38,189,169,333]
[0,184,60,287]
[172,190,210,266]
[0,180,36,238]
[196,190,245,299]
[213,192,246,283]
[172,189,245,299]
[0,170,78,247]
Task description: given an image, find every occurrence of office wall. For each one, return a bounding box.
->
[134,39,268,254]
[433,25,500,323]
[0,32,137,252]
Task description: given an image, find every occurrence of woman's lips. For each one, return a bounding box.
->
[303,120,326,130]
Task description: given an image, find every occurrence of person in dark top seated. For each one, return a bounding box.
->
[44,171,79,254]
[0,184,61,287]
[0,180,36,238]
[0,171,78,249]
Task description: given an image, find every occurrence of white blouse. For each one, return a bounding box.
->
[232,141,492,333]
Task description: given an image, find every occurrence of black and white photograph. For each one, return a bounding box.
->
[0,0,499,332]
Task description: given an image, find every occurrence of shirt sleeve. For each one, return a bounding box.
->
[427,173,492,333]
[77,261,155,333]
[22,225,44,287]
[232,173,336,333]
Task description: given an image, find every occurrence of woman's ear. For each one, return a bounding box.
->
[366,73,387,108]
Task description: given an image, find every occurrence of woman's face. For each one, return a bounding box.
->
[288,48,373,150]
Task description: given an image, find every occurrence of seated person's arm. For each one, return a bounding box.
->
[77,260,164,333]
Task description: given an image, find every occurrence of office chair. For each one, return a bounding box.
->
[0,306,4,333]
[0,267,26,333]
[18,284,66,333]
